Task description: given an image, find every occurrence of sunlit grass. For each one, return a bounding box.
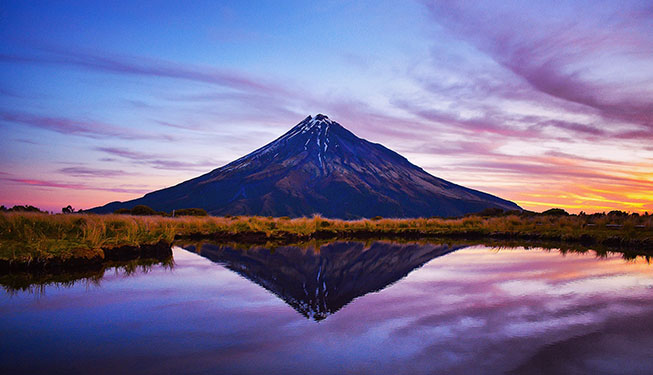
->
[1,212,651,264]
[0,213,177,263]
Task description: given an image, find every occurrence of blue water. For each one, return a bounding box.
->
[2,242,653,374]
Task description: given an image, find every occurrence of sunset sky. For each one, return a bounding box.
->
[1,0,652,214]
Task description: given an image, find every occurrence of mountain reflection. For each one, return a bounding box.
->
[180,241,466,320]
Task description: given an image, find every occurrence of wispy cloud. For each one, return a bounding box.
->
[96,146,220,171]
[3,178,150,194]
[424,1,653,133]
[57,166,131,178]
[0,110,176,141]
[0,46,289,96]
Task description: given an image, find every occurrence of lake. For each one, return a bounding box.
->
[2,241,653,374]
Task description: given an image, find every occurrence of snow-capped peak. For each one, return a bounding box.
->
[297,114,333,133]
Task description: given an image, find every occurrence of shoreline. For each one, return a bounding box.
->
[0,240,172,272]
[1,212,651,270]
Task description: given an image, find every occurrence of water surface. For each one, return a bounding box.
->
[2,242,653,374]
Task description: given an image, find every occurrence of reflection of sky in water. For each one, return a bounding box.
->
[1,245,653,374]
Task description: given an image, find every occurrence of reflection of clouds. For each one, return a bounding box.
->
[500,274,653,297]
[2,245,653,375]
[321,246,653,374]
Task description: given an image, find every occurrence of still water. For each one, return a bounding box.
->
[2,241,653,374]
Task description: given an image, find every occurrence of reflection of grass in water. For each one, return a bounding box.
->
[179,237,653,265]
[1,257,174,295]
[1,212,652,264]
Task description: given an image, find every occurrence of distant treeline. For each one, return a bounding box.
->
[468,207,650,218]
[0,204,208,217]
[2,204,649,219]
[0,205,46,213]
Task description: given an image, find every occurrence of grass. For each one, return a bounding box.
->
[0,213,177,265]
[1,212,652,266]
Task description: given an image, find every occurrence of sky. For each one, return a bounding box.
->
[1,0,652,214]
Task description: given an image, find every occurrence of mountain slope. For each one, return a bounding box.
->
[91,114,520,218]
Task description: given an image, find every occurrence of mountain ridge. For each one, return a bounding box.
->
[91,114,521,218]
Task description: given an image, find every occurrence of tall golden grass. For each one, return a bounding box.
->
[1,212,651,263]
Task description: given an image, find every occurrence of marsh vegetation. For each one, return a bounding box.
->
[1,209,651,267]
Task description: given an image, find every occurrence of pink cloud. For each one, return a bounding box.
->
[57,167,132,178]
[3,178,150,194]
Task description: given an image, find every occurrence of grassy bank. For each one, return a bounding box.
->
[1,212,652,266]
[0,213,175,268]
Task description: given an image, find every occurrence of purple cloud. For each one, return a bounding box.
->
[532,120,605,137]
[96,146,219,171]
[0,46,289,96]
[0,110,176,141]
[3,178,150,194]
[57,167,131,178]
[457,159,652,188]
[424,1,653,132]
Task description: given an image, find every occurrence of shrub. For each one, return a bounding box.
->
[174,208,208,216]
[475,208,505,217]
[114,208,131,215]
[6,205,44,213]
[130,205,157,216]
[541,208,569,216]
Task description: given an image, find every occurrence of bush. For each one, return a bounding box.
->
[371,216,383,221]
[174,208,208,216]
[475,208,505,217]
[130,205,157,216]
[114,208,131,215]
[541,208,569,216]
[5,205,44,213]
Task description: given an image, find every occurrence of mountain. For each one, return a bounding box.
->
[91,114,520,218]
[181,241,465,320]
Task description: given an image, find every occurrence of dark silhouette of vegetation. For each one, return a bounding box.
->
[62,205,75,214]
[113,206,207,217]
[541,208,570,216]
[174,208,208,216]
[608,210,629,217]
[1,257,174,294]
[466,208,535,218]
[1,205,45,213]
[130,205,158,216]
